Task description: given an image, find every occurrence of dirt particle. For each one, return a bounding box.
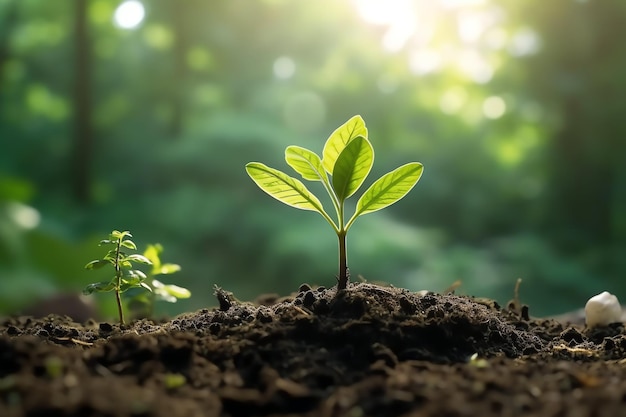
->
[399,296,416,314]
[560,328,585,345]
[99,323,113,333]
[303,291,316,308]
[208,322,221,335]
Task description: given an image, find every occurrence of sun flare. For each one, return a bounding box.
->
[351,0,533,86]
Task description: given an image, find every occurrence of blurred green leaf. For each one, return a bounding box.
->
[83,281,116,294]
[85,259,111,270]
[121,240,137,250]
[124,254,152,265]
[158,263,181,275]
[161,284,191,299]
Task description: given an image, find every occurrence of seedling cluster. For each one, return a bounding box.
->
[84,230,190,324]
[246,115,423,289]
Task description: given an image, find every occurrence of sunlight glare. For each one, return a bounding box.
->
[273,56,296,80]
[441,0,487,9]
[508,27,541,56]
[483,96,506,119]
[457,50,493,83]
[409,49,442,75]
[113,1,145,30]
[439,87,468,114]
[352,0,417,52]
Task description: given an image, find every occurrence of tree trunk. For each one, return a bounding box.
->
[72,0,92,203]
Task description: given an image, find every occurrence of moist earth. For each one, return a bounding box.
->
[1,282,625,416]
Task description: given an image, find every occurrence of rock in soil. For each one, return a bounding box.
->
[1,282,625,416]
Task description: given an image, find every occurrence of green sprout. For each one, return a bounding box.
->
[83,230,152,324]
[246,115,423,290]
[128,244,191,317]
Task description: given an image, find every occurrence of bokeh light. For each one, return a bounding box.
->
[113,0,145,30]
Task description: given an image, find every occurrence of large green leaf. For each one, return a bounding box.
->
[246,162,327,214]
[332,136,374,201]
[349,162,423,226]
[285,146,328,183]
[322,115,368,174]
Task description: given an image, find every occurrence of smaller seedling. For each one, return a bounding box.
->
[246,115,423,290]
[128,244,191,317]
[84,230,152,324]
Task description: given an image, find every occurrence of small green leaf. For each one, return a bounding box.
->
[143,244,163,270]
[140,282,152,292]
[125,254,152,265]
[158,263,181,275]
[83,281,116,294]
[246,162,328,215]
[99,239,114,246]
[322,115,368,174]
[121,240,137,250]
[285,146,328,183]
[332,136,374,201]
[85,259,111,270]
[110,230,131,240]
[162,284,191,299]
[349,162,423,226]
[125,269,147,280]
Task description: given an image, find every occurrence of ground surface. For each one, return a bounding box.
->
[1,282,626,416]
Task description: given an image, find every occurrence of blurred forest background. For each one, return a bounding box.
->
[1,0,625,319]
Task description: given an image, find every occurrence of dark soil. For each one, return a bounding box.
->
[1,282,626,416]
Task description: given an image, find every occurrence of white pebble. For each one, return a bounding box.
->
[585,291,622,328]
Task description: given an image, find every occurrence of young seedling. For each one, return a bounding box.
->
[246,115,423,290]
[129,243,191,317]
[83,230,152,324]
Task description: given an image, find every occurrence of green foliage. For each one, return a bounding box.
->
[127,243,190,317]
[246,115,423,289]
[84,230,152,324]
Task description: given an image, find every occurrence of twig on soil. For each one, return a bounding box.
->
[53,337,93,347]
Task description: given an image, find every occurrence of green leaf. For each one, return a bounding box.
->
[322,115,368,174]
[124,254,152,265]
[111,230,131,240]
[83,281,116,294]
[331,136,374,201]
[285,146,328,183]
[245,162,327,214]
[125,269,147,280]
[163,284,191,299]
[85,259,111,270]
[158,263,181,275]
[121,240,137,250]
[143,244,163,270]
[120,281,141,292]
[99,239,114,246]
[140,282,152,292]
[349,162,423,226]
